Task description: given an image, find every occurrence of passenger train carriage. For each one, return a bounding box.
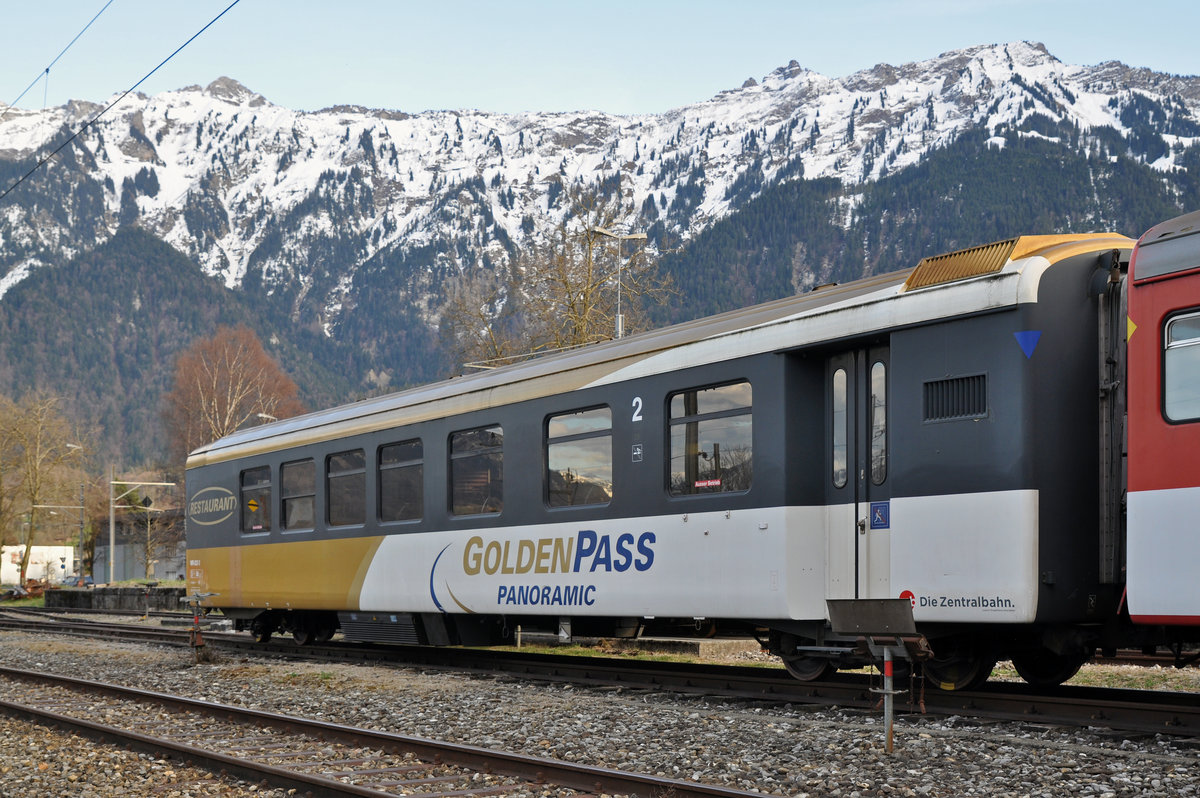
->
[186,210,1200,690]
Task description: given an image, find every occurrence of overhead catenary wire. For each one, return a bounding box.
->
[0,0,116,123]
[0,0,242,204]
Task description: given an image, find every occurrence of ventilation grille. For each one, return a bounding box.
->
[924,375,988,421]
[904,238,1017,291]
[338,611,423,645]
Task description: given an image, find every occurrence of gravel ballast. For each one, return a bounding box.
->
[0,714,295,797]
[0,632,1197,797]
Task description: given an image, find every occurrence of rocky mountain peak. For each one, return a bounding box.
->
[0,42,1197,329]
[1,42,1199,464]
[203,76,266,107]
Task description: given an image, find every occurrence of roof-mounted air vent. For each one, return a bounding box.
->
[903,238,1018,291]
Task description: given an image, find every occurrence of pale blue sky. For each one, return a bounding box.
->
[1,1,1196,115]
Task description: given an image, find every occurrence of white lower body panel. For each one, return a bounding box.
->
[358,507,829,620]
[890,490,1039,624]
[1128,486,1200,623]
[355,490,1040,626]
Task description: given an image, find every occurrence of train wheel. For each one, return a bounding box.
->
[314,625,335,643]
[1011,648,1090,687]
[778,633,834,681]
[783,655,834,681]
[924,640,995,691]
[292,626,313,646]
[250,616,275,644]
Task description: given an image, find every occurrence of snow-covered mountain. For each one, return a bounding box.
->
[3,40,1199,463]
[2,41,1197,319]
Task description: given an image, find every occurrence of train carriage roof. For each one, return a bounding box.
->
[188,233,1131,468]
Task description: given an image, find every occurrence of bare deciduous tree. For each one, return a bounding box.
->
[5,394,85,583]
[121,488,179,580]
[80,477,109,579]
[440,266,527,370]
[442,183,672,370]
[524,188,669,350]
[162,325,306,467]
[0,395,21,558]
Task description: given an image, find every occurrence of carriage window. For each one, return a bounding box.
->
[1165,312,1200,422]
[450,426,503,515]
[281,459,315,530]
[870,361,887,485]
[380,439,423,522]
[547,407,612,507]
[327,449,365,526]
[668,382,752,496]
[1135,231,1200,281]
[832,369,848,488]
[240,466,271,533]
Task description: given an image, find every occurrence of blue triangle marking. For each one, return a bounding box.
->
[1014,330,1041,359]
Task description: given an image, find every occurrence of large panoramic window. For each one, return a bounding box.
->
[281,459,315,530]
[546,407,612,507]
[1165,311,1200,422]
[450,426,503,515]
[668,381,753,496]
[240,466,271,533]
[327,449,366,526]
[379,439,423,522]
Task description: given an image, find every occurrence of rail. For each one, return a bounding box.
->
[0,666,764,797]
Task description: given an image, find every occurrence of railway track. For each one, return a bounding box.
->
[0,665,761,797]
[4,608,1200,739]
[18,604,1200,668]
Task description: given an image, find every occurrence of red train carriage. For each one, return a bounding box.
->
[1127,210,1200,626]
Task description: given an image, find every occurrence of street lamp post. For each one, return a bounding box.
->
[591,226,647,339]
[78,483,85,575]
[66,446,84,575]
[23,442,86,583]
[32,481,85,579]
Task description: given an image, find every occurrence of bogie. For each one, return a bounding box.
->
[1010,647,1092,687]
[922,638,996,691]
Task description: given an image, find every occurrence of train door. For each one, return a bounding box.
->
[826,346,891,601]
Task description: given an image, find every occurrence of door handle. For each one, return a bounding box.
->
[857,518,867,535]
